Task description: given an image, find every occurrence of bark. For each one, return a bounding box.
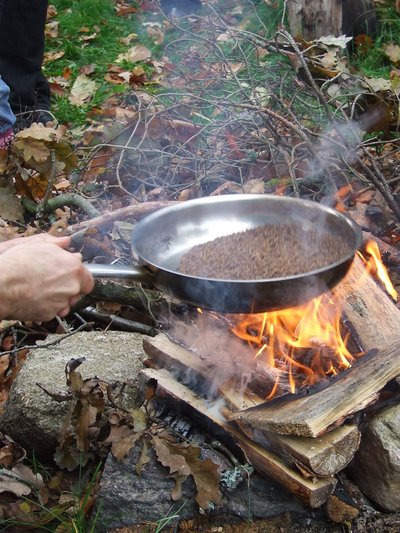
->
[287,0,377,40]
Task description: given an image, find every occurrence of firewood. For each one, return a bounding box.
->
[336,254,400,351]
[141,366,337,508]
[232,339,400,437]
[235,422,360,478]
[143,334,360,475]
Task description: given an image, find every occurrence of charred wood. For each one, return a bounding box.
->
[141,366,337,508]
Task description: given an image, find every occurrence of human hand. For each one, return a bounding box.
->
[0,233,70,254]
[0,240,94,321]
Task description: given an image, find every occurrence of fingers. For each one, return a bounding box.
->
[80,266,95,295]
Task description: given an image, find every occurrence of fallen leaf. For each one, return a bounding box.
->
[362,77,391,92]
[44,50,65,63]
[69,74,97,106]
[117,44,152,63]
[384,43,400,64]
[45,20,59,39]
[120,33,138,46]
[317,35,353,49]
[112,432,141,462]
[80,63,96,75]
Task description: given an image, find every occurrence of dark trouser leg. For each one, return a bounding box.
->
[0,0,50,113]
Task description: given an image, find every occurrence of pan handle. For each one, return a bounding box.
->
[86,263,153,283]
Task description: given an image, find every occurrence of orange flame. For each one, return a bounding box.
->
[360,240,398,301]
[231,239,397,399]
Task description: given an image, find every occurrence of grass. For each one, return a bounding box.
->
[0,459,103,532]
[44,0,146,126]
[340,2,400,79]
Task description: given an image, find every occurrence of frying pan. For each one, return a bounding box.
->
[87,194,362,314]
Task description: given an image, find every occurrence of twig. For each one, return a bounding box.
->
[0,323,92,357]
[22,193,101,218]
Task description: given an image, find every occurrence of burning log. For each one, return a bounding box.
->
[337,254,400,351]
[141,366,337,508]
[232,339,400,437]
[230,252,400,437]
[143,334,361,476]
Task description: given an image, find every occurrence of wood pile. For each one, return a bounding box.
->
[140,255,400,510]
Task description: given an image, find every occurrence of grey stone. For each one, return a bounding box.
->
[95,442,307,532]
[0,331,146,461]
[350,404,400,511]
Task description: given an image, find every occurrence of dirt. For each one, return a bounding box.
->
[178,224,352,280]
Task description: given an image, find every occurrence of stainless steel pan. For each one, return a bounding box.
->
[87,194,362,313]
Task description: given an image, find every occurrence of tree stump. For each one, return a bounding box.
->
[287,0,377,40]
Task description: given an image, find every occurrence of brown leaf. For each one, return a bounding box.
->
[44,50,65,63]
[116,4,137,16]
[0,472,31,496]
[69,74,97,106]
[112,432,142,462]
[117,44,152,63]
[174,445,221,510]
[45,20,59,39]
[384,43,400,64]
[14,138,50,164]
[152,436,191,477]
[80,64,97,75]
[0,433,26,467]
[135,438,150,476]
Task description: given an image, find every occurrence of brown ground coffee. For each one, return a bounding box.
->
[178,224,352,280]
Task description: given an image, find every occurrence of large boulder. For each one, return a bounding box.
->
[0,331,146,461]
[350,404,400,511]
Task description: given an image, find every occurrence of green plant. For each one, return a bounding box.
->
[45,0,144,126]
[0,460,102,532]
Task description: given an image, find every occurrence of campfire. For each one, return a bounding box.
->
[140,242,400,514]
[229,239,397,398]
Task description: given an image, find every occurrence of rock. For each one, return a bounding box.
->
[95,442,308,532]
[0,331,146,461]
[350,404,400,511]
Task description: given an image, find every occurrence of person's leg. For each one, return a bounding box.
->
[0,77,15,147]
[0,0,50,114]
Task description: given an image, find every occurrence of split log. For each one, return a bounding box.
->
[232,339,400,437]
[141,366,337,508]
[236,423,360,478]
[143,334,360,476]
[337,254,400,351]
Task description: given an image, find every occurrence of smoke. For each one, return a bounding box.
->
[308,120,363,205]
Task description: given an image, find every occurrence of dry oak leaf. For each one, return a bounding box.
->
[45,20,59,39]
[116,44,152,63]
[14,139,50,164]
[16,123,63,142]
[384,43,400,64]
[44,50,65,63]
[362,77,391,92]
[69,74,97,106]
[152,436,221,509]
